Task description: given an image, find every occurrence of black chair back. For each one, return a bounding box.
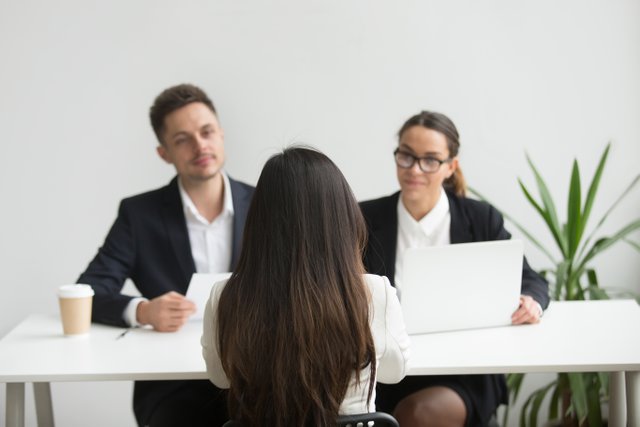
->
[223,411,399,427]
[337,411,399,427]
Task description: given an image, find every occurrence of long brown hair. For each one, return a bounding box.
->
[216,146,376,426]
[398,110,467,196]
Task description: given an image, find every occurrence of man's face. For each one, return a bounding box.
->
[156,102,225,185]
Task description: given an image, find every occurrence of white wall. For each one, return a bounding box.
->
[1,1,638,425]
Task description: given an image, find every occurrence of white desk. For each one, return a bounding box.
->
[1,300,639,427]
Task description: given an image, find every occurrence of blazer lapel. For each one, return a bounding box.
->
[229,177,252,270]
[447,191,474,244]
[162,177,196,286]
[369,192,400,284]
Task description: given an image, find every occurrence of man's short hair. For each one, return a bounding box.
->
[149,83,217,144]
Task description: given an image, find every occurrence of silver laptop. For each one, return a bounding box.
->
[401,239,523,334]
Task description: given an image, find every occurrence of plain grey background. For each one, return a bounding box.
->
[1,1,638,425]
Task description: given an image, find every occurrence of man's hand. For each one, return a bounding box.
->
[136,291,196,332]
[511,295,542,325]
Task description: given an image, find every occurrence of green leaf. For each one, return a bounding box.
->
[585,373,603,427]
[516,178,545,218]
[590,157,636,236]
[565,266,583,300]
[518,380,556,427]
[506,373,526,404]
[518,179,552,226]
[554,260,570,300]
[567,373,588,423]
[548,383,561,421]
[577,173,640,261]
[519,388,537,427]
[578,143,610,245]
[518,179,568,258]
[597,372,609,397]
[529,382,556,427]
[602,288,640,302]
[567,159,582,257]
[624,237,640,252]
[503,373,526,427]
[468,186,557,263]
[587,285,609,300]
[526,153,567,255]
[586,269,598,287]
[577,219,640,273]
[538,269,551,280]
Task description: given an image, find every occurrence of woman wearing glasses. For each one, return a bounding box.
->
[360,111,549,427]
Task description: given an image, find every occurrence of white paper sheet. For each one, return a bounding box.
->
[185,272,232,320]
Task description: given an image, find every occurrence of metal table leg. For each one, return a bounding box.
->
[34,382,54,427]
[627,371,639,427]
[609,371,626,427]
[6,382,25,427]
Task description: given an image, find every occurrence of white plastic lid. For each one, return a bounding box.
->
[57,284,95,298]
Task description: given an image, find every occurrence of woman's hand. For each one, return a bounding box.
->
[511,295,543,325]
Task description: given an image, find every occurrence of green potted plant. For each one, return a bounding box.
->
[470,143,640,427]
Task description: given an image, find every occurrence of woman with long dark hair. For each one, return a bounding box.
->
[360,111,550,427]
[202,146,410,427]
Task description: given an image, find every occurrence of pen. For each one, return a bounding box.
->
[116,329,131,340]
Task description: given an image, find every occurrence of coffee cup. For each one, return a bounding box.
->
[58,284,94,336]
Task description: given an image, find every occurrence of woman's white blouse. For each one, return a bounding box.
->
[395,187,451,299]
[201,274,411,414]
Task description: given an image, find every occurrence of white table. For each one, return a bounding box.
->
[1,300,639,427]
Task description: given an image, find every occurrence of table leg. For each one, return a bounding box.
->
[34,382,54,427]
[6,383,25,427]
[609,372,626,427]
[627,371,639,427]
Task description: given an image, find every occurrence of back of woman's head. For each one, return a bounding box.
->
[217,146,375,427]
[398,110,467,196]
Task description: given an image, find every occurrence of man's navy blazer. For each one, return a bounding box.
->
[360,190,550,309]
[77,175,254,425]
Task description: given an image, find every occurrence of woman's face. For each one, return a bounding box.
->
[396,125,458,207]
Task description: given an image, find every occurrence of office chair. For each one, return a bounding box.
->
[337,411,399,427]
[222,411,399,427]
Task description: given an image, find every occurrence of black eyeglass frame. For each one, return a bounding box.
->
[393,148,452,173]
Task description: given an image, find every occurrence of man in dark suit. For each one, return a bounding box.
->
[78,84,254,427]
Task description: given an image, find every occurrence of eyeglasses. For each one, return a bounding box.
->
[393,148,452,173]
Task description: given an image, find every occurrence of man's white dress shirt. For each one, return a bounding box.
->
[123,172,234,326]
